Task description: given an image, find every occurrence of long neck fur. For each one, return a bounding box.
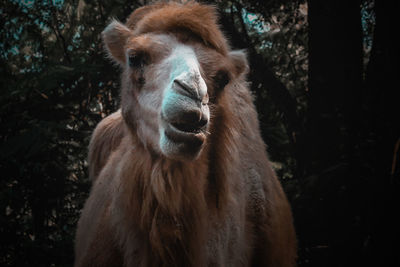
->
[112,137,210,266]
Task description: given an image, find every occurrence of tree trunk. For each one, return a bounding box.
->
[363,0,400,265]
[306,0,363,174]
[299,0,364,266]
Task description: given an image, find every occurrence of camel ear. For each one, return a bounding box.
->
[102,20,133,65]
[229,50,249,77]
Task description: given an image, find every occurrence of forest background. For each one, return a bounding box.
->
[0,0,399,266]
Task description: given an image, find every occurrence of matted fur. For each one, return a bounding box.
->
[125,2,229,55]
[75,2,297,267]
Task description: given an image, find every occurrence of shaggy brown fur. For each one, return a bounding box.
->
[75,2,297,267]
[125,2,229,55]
[87,110,125,180]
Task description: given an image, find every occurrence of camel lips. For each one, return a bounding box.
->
[171,121,204,133]
[165,122,206,143]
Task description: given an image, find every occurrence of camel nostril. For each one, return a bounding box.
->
[197,115,208,128]
[174,79,197,99]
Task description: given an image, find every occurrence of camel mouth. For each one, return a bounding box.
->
[170,121,206,134]
[164,121,207,144]
[160,110,209,145]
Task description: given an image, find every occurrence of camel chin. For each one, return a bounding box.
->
[160,122,207,161]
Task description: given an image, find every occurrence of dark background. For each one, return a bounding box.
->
[0,0,399,266]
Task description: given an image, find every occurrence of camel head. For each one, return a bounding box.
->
[101,2,248,161]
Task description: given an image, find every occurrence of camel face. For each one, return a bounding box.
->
[102,24,214,160]
[101,14,249,161]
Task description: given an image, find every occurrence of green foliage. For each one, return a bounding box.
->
[0,1,141,265]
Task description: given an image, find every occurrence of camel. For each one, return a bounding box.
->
[74,2,296,267]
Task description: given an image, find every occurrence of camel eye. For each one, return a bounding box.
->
[128,52,147,68]
[214,70,230,91]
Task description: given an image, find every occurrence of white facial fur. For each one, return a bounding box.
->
[133,41,209,159]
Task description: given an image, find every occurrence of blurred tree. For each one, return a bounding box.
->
[297,1,364,264]
[361,0,400,265]
[306,0,363,174]
[295,0,400,266]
